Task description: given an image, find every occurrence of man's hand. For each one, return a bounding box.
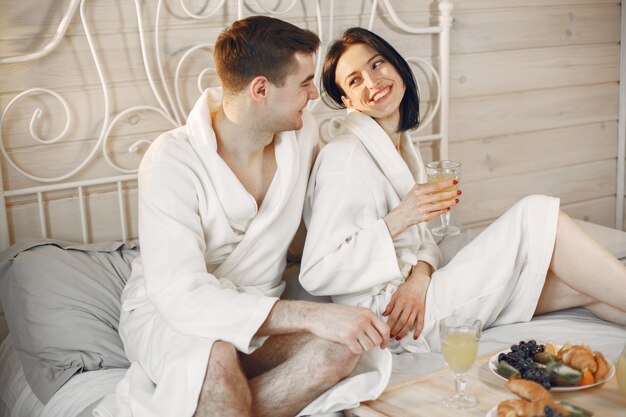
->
[258,300,390,354]
[307,303,391,354]
[383,262,432,341]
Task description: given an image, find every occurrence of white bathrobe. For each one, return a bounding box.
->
[301,110,560,354]
[95,89,389,417]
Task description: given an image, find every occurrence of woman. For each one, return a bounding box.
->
[299,27,626,354]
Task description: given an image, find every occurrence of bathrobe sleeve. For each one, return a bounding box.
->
[300,142,402,297]
[415,224,441,270]
[137,160,277,353]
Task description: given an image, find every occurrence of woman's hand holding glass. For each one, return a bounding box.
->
[383,180,460,239]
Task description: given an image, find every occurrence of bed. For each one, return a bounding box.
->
[1,1,625,417]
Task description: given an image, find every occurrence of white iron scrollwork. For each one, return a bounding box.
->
[0,0,452,181]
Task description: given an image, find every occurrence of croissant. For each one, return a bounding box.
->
[505,379,553,402]
[561,345,597,373]
[593,351,610,381]
[497,399,526,417]
[496,398,568,417]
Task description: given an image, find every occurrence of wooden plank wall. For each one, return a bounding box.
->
[0,0,623,246]
[449,0,622,228]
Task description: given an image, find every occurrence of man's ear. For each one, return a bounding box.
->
[341,95,352,108]
[250,76,270,102]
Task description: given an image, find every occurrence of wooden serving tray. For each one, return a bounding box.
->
[347,350,626,417]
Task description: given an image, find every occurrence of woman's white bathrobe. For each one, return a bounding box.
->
[300,110,560,355]
[95,90,389,417]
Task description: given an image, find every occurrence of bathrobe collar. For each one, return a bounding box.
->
[185,88,300,279]
[343,109,421,197]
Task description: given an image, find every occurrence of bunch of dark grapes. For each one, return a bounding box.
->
[497,340,552,390]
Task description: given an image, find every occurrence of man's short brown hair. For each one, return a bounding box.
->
[214,16,320,94]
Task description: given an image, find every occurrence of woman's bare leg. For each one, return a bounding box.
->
[536,211,626,322]
[536,271,626,324]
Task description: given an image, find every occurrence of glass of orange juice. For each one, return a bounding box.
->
[439,315,482,408]
[618,343,626,398]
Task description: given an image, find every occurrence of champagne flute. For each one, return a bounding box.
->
[617,343,626,398]
[426,160,462,236]
[439,315,482,409]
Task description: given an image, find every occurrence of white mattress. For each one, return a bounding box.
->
[1,308,624,416]
[0,336,126,417]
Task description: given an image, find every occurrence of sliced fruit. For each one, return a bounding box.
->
[496,361,520,379]
[534,352,558,364]
[559,401,594,417]
[578,368,595,386]
[549,363,582,386]
[545,340,558,356]
[561,341,573,351]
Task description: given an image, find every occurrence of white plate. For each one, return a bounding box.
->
[485,406,496,417]
[488,348,615,392]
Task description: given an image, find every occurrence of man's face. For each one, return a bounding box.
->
[266,52,319,132]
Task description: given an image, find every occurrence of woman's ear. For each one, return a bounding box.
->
[341,95,352,108]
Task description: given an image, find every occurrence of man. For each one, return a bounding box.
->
[101,16,391,417]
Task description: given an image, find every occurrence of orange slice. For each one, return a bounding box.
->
[557,341,573,360]
[578,368,595,386]
[545,341,558,356]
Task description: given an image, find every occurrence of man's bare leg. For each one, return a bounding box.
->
[241,332,361,417]
[194,341,252,417]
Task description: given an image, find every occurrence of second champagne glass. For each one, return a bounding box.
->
[439,315,482,409]
[426,160,462,236]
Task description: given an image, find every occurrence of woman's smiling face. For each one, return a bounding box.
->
[335,43,405,123]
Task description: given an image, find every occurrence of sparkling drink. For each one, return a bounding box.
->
[439,315,482,409]
[442,331,479,373]
[426,160,462,236]
[427,173,460,195]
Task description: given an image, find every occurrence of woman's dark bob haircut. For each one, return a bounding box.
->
[321,27,420,132]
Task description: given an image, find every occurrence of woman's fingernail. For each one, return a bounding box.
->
[453,180,458,185]
[447,207,451,211]
[413,336,418,340]
[455,198,459,204]
[395,336,402,341]
[457,190,462,195]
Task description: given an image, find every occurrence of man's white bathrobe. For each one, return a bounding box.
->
[301,110,560,355]
[95,90,389,417]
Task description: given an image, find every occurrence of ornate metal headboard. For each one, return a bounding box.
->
[0,0,453,250]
